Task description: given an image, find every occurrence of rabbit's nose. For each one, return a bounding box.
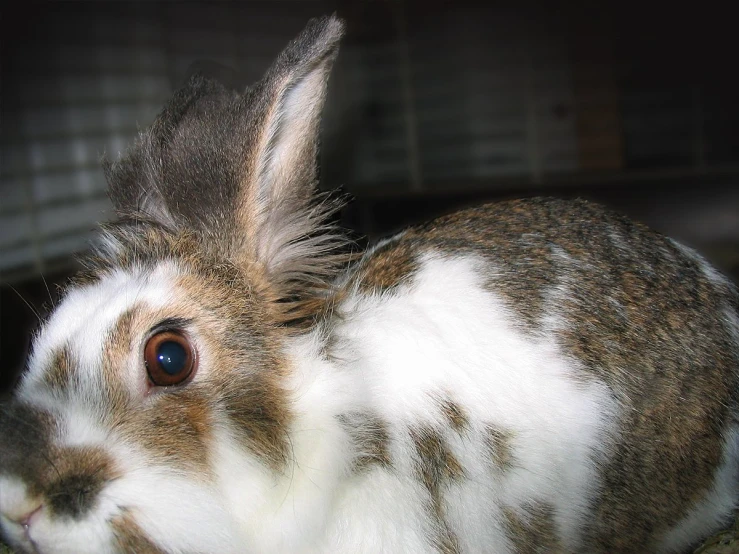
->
[3,501,43,532]
[46,471,106,519]
[41,445,118,519]
[8,504,44,530]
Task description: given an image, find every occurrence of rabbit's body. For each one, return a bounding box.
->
[302,198,739,554]
[2,15,738,554]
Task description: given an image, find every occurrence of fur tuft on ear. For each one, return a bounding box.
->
[102,15,351,329]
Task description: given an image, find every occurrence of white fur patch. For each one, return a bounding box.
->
[251,253,621,552]
[101,447,243,553]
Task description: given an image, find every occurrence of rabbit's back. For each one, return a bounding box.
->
[328,197,739,553]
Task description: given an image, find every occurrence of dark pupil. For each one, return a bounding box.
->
[156,341,187,375]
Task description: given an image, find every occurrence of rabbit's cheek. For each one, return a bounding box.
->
[114,386,213,473]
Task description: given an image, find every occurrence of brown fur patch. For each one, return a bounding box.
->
[105,308,137,374]
[43,346,74,391]
[437,397,470,433]
[337,411,392,473]
[410,425,464,554]
[65,263,103,289]
[102,306,140,413]
[116,386,212,474]
[0,408,119,523]
[45,446,119,520]
[434,528,462,554]
[543,210,738,550]
[214,367,291,470]
[503,502,563,554]
[352,238,418,293]
[410,426,465,493]
[111,510,167,554]
[484,424,515,472]
[173,270,292,471]
[399,201,560,328]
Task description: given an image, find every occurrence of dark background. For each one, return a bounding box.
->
[2,1,738,394]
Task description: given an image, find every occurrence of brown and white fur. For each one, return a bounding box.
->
[1,15,738,554]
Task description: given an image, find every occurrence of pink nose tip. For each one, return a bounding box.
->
[12,504,42,528]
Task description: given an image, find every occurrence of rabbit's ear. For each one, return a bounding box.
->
[107,15,343,233]
[251,14,343,214]
[243,14,345,272]
[104,15,346,324]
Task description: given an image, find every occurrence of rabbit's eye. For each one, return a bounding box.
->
[144,331,196,387]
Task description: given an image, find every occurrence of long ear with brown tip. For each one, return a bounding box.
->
[104,15,348,326]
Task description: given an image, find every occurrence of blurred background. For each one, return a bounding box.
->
[1,0,738,394]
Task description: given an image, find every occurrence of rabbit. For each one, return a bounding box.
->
[1,13,738,554]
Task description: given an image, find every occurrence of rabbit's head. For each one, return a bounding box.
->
[0,15,346,554]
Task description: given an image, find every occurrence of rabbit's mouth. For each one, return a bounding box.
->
[1,507,42,554]
[0,486,41,554]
